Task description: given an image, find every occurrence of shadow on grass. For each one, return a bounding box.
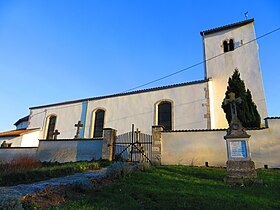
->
[157,165,226,181]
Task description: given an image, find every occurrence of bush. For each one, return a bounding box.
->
[10,156,42,171]
[106,162,134,179]
[98,159,111,167]
[69,178,94,193]
[0,157,41,176]
[136,162,152,171]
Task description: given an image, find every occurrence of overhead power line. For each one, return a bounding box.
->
[123,27,280,93]
[28,26,280,117]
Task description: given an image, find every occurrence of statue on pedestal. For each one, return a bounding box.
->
[223,92,257,184]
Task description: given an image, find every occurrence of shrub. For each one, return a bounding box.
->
[9,156,42,171]
[69,178,94,193]
[98,159,111,167]
[106,162,134,179]
[136,161,151,171]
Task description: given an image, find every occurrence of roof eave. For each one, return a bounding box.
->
[29,79,209,110]
[200,19,254,36]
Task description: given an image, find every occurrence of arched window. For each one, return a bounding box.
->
[223,40,228,52]
[229,39,234,51]
[157,101,172,130]
[46,115,56,139]
[93,109,105,138]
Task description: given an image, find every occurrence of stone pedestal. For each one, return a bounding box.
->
[102,128,117,161]
[224,160,257,183]
[224,126,257,184]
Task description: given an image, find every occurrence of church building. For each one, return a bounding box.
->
[3,19,268,144]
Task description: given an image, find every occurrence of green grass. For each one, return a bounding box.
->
[0,159,111,186]
[56,165,280,210]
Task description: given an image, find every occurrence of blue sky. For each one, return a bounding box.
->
[0,0,279,131]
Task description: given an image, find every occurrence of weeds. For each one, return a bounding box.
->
[0,160,105,186]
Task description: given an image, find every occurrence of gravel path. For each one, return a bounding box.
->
[0,168,107,197]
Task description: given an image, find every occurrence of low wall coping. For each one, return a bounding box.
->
[0,147,38,149]
[162,127,267,133]
[39,138,103,142]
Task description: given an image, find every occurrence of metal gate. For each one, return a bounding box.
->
[114,124,152,163]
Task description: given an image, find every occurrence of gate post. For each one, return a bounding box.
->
[102,128,117,161]
[152,126,163,165]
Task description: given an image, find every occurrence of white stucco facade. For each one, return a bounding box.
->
[202,21,268,128]
[37,140,103,162]
[28,81,209,138]
[0,130,40,147]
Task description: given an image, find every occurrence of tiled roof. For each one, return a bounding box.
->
[14,115,29,126]
[200,19,254,36]
[0,129,38,138]
[30,79,208,110]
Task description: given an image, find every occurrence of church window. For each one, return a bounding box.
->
[157,101,172,130]
[223,40,229,52]
[223,39,234,52]
[229,39,234,51]
[93,109,105,138]
[46,115,57,139]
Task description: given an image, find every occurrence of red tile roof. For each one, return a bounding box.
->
[0,129,38,138]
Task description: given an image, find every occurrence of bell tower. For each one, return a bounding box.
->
[201,19,268,128]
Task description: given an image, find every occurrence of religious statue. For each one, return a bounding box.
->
[223,92,248,137]
[1,141,8,148]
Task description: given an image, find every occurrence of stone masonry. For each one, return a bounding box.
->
[152,126,163,165]
[102,128,117,161]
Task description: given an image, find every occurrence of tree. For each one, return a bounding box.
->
[222,68,261,128]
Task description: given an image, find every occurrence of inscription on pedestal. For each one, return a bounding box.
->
[230,141,247,158]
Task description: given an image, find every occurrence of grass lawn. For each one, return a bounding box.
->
[0,159,110,186]
[56,165,280,210]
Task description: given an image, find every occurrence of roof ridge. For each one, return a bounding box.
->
[200,19,254,36]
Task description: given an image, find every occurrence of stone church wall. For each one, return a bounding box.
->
[161,118,280,168]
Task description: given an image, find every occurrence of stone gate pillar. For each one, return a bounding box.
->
[152,126,164,165]
[102,128,117,161]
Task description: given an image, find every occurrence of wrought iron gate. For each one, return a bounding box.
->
[114,125,152,163]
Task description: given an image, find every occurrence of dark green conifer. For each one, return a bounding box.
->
[222,68,261,128]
